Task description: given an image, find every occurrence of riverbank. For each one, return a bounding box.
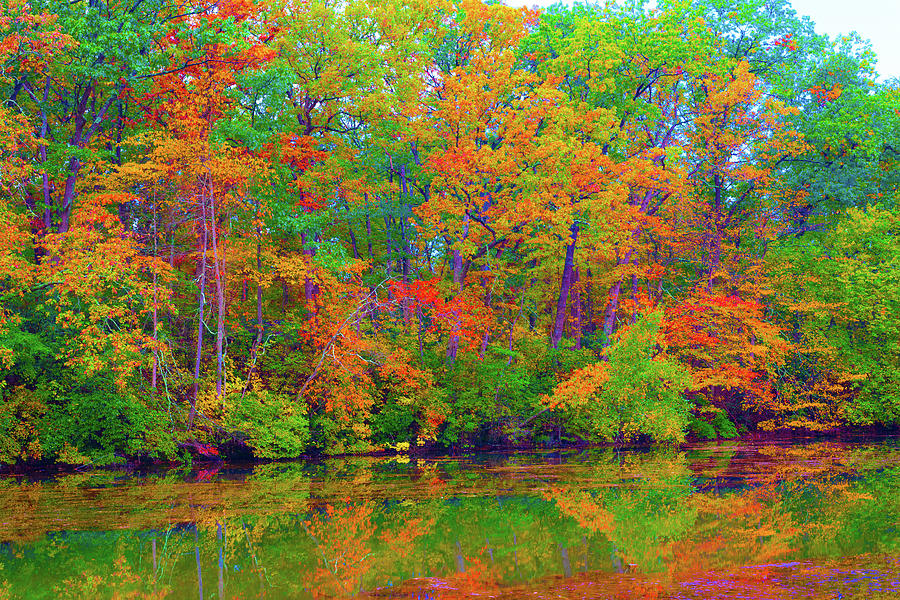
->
[2,425,895,477]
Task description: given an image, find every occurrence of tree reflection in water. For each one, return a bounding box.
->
[1,442,900,599]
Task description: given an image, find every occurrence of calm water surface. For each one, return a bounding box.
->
[2,440,900,599]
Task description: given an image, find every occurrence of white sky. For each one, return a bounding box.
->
[506,0,900,81]
[790,0,899,80]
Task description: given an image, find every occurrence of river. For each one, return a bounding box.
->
[2,440,899,598]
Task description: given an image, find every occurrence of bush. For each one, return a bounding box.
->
[39,378,176,465]
[227,391,310,459]
[550,311,692,444]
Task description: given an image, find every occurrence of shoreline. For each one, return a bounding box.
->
[2,426,895,477]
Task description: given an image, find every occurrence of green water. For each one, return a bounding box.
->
[2,441,900,599]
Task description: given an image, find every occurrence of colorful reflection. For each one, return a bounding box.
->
[2,441,900,599]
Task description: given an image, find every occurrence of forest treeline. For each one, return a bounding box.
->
[0,0,898,465]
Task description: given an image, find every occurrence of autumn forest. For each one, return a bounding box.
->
[0,0,898,467]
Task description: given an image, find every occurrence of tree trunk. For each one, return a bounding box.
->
[551,223,578,349]
[29,76,52,262]
[629,252,641,325]
[560,544,572,578]
[151,199,159,393]
[208,181,225,402]
[416,305,425,364]
[602,220,643,348]
[312,233,322,300]
[446,293,461,365]
[571,267,582,350]
[399,166,411,323]
[281,279,289,314]
[347,219,360,259]
[364,195,374,259]
[189,186,208,431]
[254,205,264,351]
[446,216,469,365]
[446,253,463,364]
[585,268,595,335]
[300,232,318,311]
[601,270,625,351]
[706,175,724,291]
[57,161,81,234]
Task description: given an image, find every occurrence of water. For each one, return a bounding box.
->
[2,440,900,599]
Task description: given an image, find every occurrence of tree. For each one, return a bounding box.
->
[547,310,691,443]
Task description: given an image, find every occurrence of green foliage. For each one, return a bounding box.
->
[712,410,739,438]
[430,339,595,448]
[370,400,417,445]
[0,320,51,390]
[771,205,900,426]
[559,311,692,444]
[689,417,717,440]
[437,354,522,447]
[0,296,176,465]
[39,378,175,465]
[227,391,310,459]
[689,397,739,440]
[537,342,601,383]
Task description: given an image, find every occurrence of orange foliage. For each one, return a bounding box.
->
[664,292,790,418]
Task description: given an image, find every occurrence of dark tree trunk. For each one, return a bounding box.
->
[347,220,360,259]
[364,196,374,259]
[551,223,578,349]
[707,174,724,291]
[571,267,582,350]
[601,267,626,352]
[446,216,469,365]
[585,268,595,335]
